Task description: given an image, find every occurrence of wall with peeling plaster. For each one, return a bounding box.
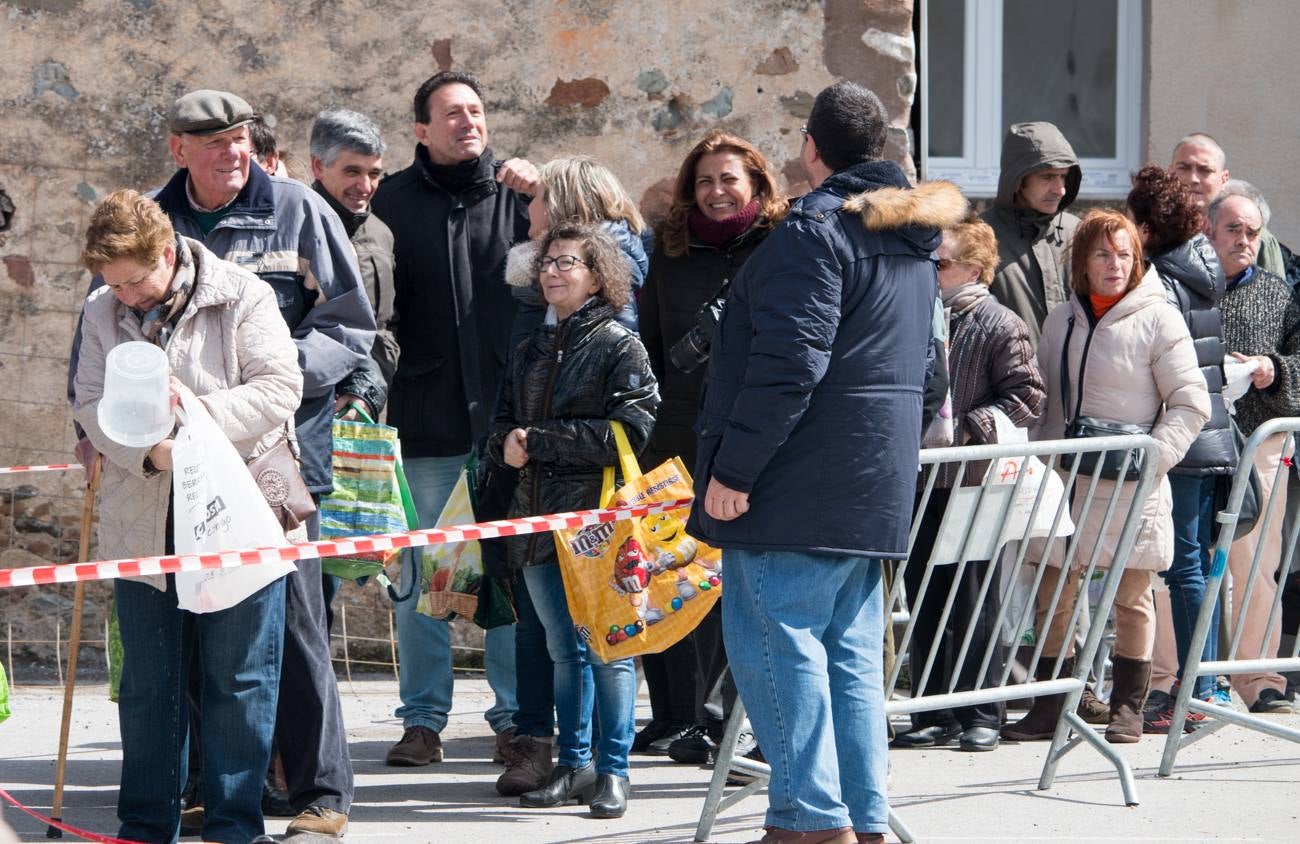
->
[0,0,918,665]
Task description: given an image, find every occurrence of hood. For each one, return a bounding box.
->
[602,219,649,288]
[993,122,1081,212]
[1149,233,1226,305]
[841,177,968,255]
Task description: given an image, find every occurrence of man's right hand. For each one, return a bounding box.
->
[74,437,99,476]
[503,428,530,468]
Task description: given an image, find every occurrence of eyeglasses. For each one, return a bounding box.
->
[540,255,589,272]
[936,258,956,271]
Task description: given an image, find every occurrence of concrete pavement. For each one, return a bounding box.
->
[1,677,1296,843]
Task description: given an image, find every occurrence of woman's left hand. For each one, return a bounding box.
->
[504,428,530,468]
[1232,352,1276,389]
[167,375,196,411]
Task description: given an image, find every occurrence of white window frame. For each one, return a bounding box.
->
[920,0,1144,199]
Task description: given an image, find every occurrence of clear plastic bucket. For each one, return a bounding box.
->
[97,341,173,447]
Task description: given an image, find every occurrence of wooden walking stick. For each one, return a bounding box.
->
[47,455,101,839]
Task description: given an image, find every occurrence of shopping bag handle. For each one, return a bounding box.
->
[599,420,642,507]
[337,402,376,424]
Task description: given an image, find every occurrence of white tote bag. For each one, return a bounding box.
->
[930,409,1074,564]
[172,392,296,613]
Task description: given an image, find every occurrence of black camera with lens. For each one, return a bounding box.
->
[669,280,730,374]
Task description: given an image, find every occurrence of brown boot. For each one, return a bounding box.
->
[386,725,442,766]
[496,734,554,796]
[747,828,855,844]
[1105,656,1151,744]
[1077,683,1111,724]
[1001,657,1072,741]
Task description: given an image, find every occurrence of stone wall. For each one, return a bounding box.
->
[0,0,919,671]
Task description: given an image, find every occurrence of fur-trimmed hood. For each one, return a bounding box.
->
[843,180,969,233]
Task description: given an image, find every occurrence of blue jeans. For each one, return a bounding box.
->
[522,563,636,777]
[115,575,285,844]
[394,454,517,733]
[723,549,888,835]
[511,568,556,738]
[1162,474,1219,699]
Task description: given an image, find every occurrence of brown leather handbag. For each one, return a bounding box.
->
[246,434,316,531]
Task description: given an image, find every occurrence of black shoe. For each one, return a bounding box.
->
[1249,687,1296,714]
[667,724,716,763]
[958,726,999,752]
[261,780,295,817]
[588,773,630,819]
[891,723,962,748]
[520,762,597,807]
[647,721,694,756]
[631,719,672,753]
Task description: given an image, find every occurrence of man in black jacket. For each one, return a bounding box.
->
[370,71,535,768]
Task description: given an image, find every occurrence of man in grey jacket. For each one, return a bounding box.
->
[981,122,1082,348]
[70,89,371,838]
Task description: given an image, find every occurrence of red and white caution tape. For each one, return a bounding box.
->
[0,787,140,843]
[0,463,83,475]
[0,497,696,589]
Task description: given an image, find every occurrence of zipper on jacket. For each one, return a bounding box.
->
[524,324,568,564]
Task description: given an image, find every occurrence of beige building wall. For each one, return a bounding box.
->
[1147,0,1300,247]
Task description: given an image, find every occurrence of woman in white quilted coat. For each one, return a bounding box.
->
[72,189,301,843]
[1002,209,1209,746]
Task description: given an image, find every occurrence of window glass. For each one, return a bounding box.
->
[927,0,965,158]
[1001,0,1118,158]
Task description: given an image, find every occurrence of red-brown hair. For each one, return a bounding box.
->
[1069,209,1146,297]
[659,130,789,257]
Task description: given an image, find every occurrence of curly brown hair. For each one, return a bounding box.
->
[1126,163,1204,254]
[1069,210,1146,298]
[659,130,789,257]
[534,221,633,311]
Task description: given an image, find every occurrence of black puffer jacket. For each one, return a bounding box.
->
[1151,234,1235,474]
[489,299,660,569]
[638,227,767,469]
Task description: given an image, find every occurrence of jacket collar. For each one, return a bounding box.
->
[155,164,276,230]
[312,180,368,238]
[414,144,500,201]
[1148,234,1225,303]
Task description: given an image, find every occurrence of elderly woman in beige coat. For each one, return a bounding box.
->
[1002,209,1210,745]
[72,190,302,843]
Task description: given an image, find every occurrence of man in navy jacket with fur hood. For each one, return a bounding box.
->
[687,82,966,844]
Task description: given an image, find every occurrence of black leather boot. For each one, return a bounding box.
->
[589,773,630,819]
[519,762,597,807]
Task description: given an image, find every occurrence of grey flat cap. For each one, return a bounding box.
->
[169,90,256,135]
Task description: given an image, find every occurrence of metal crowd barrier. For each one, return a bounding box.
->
[696,433,1160,843]
[1159,416,1300,777]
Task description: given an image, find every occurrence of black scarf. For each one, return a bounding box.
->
[312,180,368,238]
[417,144,496,194]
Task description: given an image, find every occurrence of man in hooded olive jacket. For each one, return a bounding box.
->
[687,82,967,844]
[981,122,1082,348]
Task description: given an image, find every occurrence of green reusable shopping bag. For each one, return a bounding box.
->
[319,407,418,582]
[0,660,11,724]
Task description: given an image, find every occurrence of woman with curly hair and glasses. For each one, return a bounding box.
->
[489,221,659,818]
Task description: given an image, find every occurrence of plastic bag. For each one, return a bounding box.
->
[416,466,484,621]
[319,410,418,582]
[931,409,1074,564]
[555,422,721,663]
[0,661,10,724]
[171,393,296,613]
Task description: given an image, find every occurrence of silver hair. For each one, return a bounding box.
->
[1217,178,1271,227]
[1207,183,1267,230]
[309,108,386,166]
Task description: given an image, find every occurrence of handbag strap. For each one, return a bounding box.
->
[599,420,642,507]
[1059,313,1093,424]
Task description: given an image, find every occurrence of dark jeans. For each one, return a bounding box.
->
[902,488,1005,730]
[643,637,697,725]
[511,568,556,738]
[1162,474,1219,699]
[273,507,354,813]
[115,576,285,844]
[693,601,737,733]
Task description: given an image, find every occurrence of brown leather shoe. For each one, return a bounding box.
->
[493,727,517,764]
[1077,684,1111,724]
[747,827,856,844]
[286,805,348,837]
[496,734,554,796]
[386,725,442,766]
